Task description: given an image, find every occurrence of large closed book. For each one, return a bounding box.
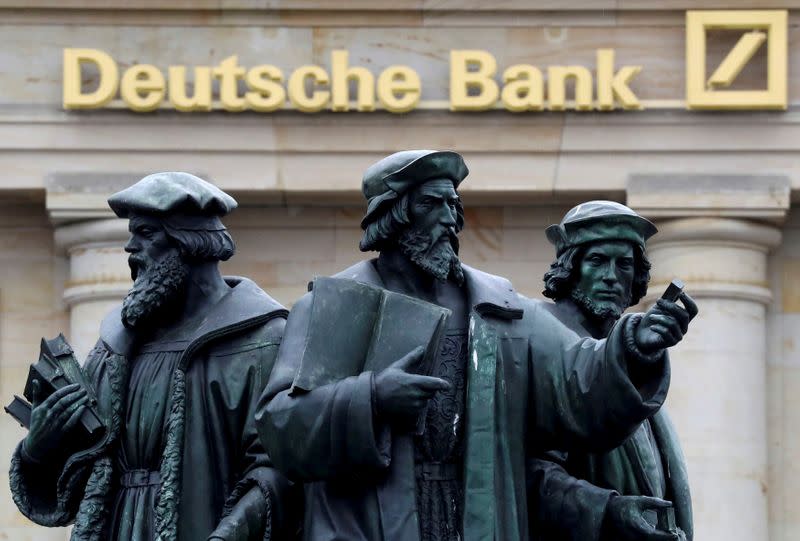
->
[291,277,450,393]
[363,290,449,376]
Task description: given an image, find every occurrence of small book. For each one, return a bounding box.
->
[4,395,32,428]
[4,334,106,437]
[291,277,451,394]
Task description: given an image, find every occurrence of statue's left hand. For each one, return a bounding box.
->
[207,486,266,541]
[604,495,679,541]
[634,292,698,354]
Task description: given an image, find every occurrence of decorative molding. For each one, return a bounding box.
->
[642,281,773,306]
[648,217,783,249]
[54,218,129,254]
[63,282,131,307]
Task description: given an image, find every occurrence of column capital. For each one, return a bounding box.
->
[54,218,130,255]
[642,217,781,306]
[54,218,131,309]
[649,217,782,250]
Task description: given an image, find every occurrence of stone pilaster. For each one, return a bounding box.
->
[644,217,780,541]
[54,218,130,361]
[628,175,789,541]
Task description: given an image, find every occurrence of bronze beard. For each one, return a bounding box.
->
[398,227,465,285]
[121,252,189,331]
[569,286,632,324]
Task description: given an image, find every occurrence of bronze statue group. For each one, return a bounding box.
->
[9,151,696,541]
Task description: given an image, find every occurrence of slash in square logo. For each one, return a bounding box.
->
[686,10,787,110]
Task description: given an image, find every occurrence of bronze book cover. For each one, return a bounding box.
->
[291,276,450,393]
[18,334,105,436]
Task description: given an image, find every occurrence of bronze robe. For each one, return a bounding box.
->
[10,277,299,541]
[528,299,692,541]
[256,260,671,541]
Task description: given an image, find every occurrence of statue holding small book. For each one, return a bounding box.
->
[255,150,698,541]
[7,173,298,541]
[527,201,693,541]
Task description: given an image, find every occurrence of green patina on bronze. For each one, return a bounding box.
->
[531,201,693,541]
[9,173,298,541]
[255,152,696,541]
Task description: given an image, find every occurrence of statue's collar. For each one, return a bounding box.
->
[334,259,524,321]
[460,263,524,320]
[99,276,286,358]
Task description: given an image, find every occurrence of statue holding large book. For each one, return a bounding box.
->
[7,173,298,541]
[255,150,698,541]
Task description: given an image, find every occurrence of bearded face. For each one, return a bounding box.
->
[570,240,635,325]
[121,251,189,330]
[121,215,190,331]
[400,179,464,285]
[398,227,464,285]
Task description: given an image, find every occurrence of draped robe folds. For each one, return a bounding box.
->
[255,260,672,541]
[528,300,693,541]
[9,277,299,541]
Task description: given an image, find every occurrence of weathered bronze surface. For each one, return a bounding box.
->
[6,156,698,541]
[8,172,298,541]
[529,200,692,541]
[255,151,697,541]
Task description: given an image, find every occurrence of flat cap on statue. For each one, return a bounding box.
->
[546,200,657,255]
[361,150,469,228]
[107,172,238,219]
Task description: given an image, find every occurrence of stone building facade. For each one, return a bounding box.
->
[0,2,798,540]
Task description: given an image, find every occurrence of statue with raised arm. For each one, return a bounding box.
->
[9,172,298,541]
[528,201,692,541]
[255,150,698,541]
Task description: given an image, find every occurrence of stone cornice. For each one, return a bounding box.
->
[627,175,791,225]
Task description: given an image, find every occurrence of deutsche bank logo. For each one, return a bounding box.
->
[686,10,787,110]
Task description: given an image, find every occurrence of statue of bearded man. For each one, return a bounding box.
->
[256,151,697,541]
[10,172,298,541]
[528,201,692,541]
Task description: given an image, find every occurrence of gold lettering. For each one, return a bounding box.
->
[331,50,375,112]
[596,49,642,111]
[245,65,285,112]
[377,66,420,113]
[449,50,499,111]
[168,66,212,112]
[213,55,247,112]
[501,64,544,112]
[62,48,119,109]
[547,65,592,111]
[288,65,330,112]
[120,64,165,112]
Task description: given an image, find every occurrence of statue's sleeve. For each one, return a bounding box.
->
[527,451,614,541]
[254,293,392,481]
[213,317,302,541]
[9,339,110,527]
[528,305,670,453]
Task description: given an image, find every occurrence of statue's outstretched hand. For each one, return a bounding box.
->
[374,346,450,428]
[605,495,680,541]
[22,381,88,463]
[635,292,698,355]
